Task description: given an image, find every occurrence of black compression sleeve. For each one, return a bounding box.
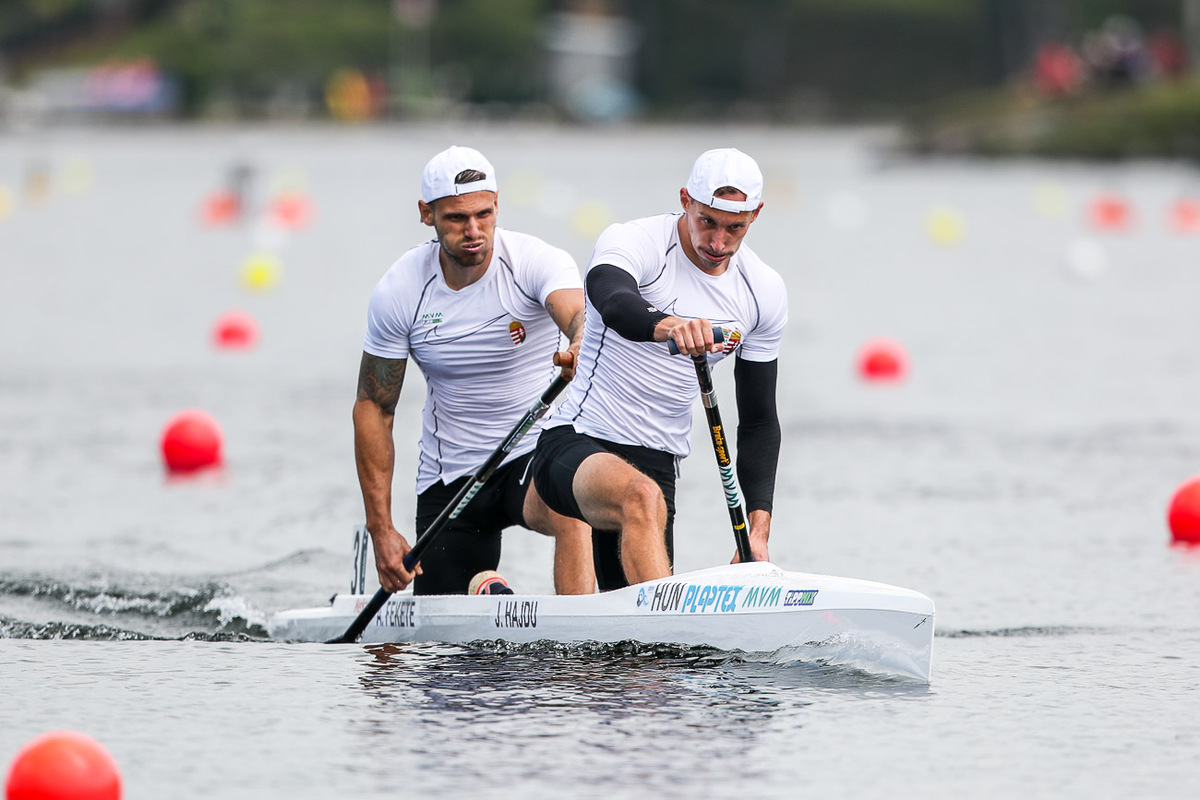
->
[734,356,781,515]
[586,264,670,342]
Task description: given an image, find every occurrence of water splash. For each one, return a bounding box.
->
[0,574,225,616]
[0,615,154,641]
[0,572,270,639]
[0,614,268,642]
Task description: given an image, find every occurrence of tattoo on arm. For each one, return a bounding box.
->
[545,289,586,344]
[356,353,406,414]
[565,309,585,344]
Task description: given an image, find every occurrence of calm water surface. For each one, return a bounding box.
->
[2,124,1199,798]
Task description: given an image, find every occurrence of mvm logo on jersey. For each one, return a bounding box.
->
[508,320,527,345]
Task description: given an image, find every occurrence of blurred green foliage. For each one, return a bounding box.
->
[1,0,1196,155]
[433,0,546,104]
[909,78,1200,159]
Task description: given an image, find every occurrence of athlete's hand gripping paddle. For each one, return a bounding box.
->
[327,354,574,644]
[669,327,755,564]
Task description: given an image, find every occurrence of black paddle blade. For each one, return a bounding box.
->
[325,587,390,644]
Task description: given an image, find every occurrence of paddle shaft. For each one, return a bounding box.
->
[667,327,754,563]
[327,370,570,644]
[691,353,755,563]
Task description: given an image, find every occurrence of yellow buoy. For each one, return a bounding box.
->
[572,200,612,239]
[926,206,965,247]
[1033,180,1070,219]
[240,252,282,292]
[269,165,309,197]
[60,158,95,196]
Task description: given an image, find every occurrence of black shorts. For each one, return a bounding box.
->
[412,451,532,596]
[530,425,676,591]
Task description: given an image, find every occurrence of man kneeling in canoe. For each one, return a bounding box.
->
[530,148,789,590]
[354,146,595,596]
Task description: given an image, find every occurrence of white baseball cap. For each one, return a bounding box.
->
[421,145,498,203]
[685,148,763,213]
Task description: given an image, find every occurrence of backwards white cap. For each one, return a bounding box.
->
[685,148,763,213]
[421,145,498,203]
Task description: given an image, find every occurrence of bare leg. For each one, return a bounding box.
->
[571,453,672,585]
[523,478,596,595]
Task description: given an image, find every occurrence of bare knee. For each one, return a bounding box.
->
[620,476,666,531]
[522,478,555,535]
[573,453,664,533]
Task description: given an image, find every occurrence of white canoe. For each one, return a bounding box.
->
[270,562,936,682]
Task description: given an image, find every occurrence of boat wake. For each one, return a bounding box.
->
[0,571,270,640]
[0,615,155,641]
[762,632,931,683]
[0,614,269,642]
[938,625,1098,638]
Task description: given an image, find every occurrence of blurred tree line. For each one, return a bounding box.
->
[0,0,1192,121]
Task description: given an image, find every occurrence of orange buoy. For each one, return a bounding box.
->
[5,730,121,800]
[857,338,908,382]
[1087,193,1132,232]
[1168,476,1200,544]
[200,190,241,227]
[212,310,259,350]
[268,192,313,230]
[1169,197,1200,234]
[160,409,223,473]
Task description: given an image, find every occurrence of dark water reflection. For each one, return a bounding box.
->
[348,641,928,794]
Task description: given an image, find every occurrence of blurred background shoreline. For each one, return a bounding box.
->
[2,0,1199,160]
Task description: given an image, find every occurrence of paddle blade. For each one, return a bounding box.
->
[325,587,390,644]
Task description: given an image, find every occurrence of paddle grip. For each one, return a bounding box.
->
[666,326,725,356]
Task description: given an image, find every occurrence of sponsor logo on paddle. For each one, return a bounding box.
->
[636,582,789,613]
[509,320,527,345]
[495,599,538,628]
[377,598,418,629]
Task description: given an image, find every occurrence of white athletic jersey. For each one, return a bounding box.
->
[364,229,582,493]
[548,212,788,458]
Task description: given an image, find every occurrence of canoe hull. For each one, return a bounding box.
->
[270,562,935,681]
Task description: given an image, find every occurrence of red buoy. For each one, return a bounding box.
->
[200,190,241,227]
[212,310,259,350]
[5,731,121,800]
[1087,193,1132,232]
[857,339,908,382]
[1168,476,1200,544]
[268,192,313,230]
[1169,197,1200,234]
[160,409,223,473]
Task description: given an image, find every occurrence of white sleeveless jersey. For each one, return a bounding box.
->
[364,229,582,492]
[548,212,788,458]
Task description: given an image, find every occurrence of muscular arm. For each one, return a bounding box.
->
[544,287,585,380]
[734,356,781,561]
[587,264,719,356]
[352,352,418,592]
[586,265,666,341]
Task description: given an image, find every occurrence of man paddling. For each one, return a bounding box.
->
[354,146,594,596]
[530,148,788,590]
